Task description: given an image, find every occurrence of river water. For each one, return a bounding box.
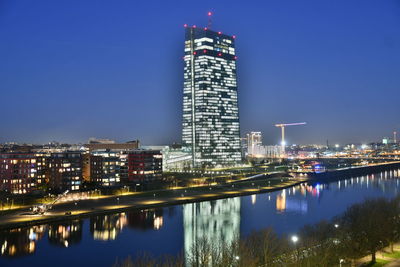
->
[1,169,399,267]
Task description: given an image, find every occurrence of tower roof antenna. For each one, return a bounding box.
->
[207,11,212,29]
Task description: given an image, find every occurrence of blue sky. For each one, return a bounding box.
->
[1,0,399,145]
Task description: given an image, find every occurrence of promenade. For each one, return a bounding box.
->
[0,176,307,230]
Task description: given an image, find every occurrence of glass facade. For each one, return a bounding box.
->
[182,27,241,167]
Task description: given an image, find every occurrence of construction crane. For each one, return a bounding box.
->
[275,122,307,153]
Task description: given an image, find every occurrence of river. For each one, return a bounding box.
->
[0,169,399,266]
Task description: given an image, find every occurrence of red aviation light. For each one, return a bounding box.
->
[204,27,208,30]
[192,25,197,28]
[193,51,197,55]
[234,56,238,60]
[208,11,212,16]
[218,52,222,56]
[203,49,207,53]
[184,24,188,28]
[218,31,222,35]
[232,35,236,39]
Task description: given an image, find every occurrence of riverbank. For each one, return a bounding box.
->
[307,161,400,181]
[0,176,306,230]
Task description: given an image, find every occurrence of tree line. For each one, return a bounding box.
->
[114,196,400,267]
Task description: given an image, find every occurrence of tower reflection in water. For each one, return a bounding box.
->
[183,197,241,265]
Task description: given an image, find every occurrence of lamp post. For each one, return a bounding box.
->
[291,235,299,262]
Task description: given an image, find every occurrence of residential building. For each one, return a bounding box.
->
[0,153,37,194]
[82,154,103,184]
[127,150,162,182]
[91,151,123,186]
[47,152,82,192]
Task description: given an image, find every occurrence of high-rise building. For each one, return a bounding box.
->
[247,132,262,155]
[182,26,241,167]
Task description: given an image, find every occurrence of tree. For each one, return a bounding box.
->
[238,228,285,266]
[385,197,400,252]
[298,220,339,266]
[340,198,392,263]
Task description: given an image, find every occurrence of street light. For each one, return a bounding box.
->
[291,235,299,244]
[334,224,339,228]
[339,258,344,267]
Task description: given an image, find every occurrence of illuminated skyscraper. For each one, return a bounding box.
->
[182,26,241,167]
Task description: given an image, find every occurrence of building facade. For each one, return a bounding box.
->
[247,132,262,156]
[82,154,103,184]
[182,26,241,167]
[91,151,124,187]
[127,150,162,182]
[47,152,82,192]
[0,153,37,194]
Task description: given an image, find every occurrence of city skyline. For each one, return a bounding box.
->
[1,0,399,145]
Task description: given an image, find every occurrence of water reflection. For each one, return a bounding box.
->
[90,213,127,241]
[126,209,164,230]
[48,220,83,247]
[183,197,241,265]
[0,225,45,257]
[276,189,308,214]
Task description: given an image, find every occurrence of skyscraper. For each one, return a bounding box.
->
[182,26,241,167]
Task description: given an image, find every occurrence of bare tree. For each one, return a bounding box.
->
[340,198,391,263]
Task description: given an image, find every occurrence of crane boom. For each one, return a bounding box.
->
[274,122,307,156]
[275,122,306,127]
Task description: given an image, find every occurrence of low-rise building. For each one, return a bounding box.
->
[82,154,103,184]
[127,150,162,183]
[0,153,37,194]
[47,152,82,192]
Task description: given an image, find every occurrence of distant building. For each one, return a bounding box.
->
[0,153,37,194]
[143,145,192,172]
[88,138,116,144]
[127,150,162,182]
[247,132,262,156]
[244,132,282,158]
[182,26,241,167]
[47,152,82,192]
[85,140,139,152]
[264,145,283,158]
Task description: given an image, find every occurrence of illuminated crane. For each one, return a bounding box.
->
[275,122,307,153]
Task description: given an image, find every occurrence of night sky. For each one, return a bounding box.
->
[1,0,399,146]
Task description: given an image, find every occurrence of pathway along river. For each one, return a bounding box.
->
[1,169,400,267]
